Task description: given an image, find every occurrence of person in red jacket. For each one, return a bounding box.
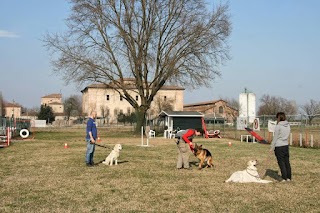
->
[175,129,199,169]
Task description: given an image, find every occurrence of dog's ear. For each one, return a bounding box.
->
[199,145,202,148]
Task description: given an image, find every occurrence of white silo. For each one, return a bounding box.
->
[239,89,256,123]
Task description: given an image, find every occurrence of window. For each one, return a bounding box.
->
[120,109,123,114]
[120,96,123,101]
[164,96,167,101]
[219,106,223,114]
[114,109,118,116]
[127,107,131,114]
[106,95,109,101]
[136,96,139,101]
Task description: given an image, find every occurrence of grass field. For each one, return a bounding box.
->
[1,127,319,212]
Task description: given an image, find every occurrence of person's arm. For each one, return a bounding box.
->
[270,125,279,152]
[182,129,195,152]
[87,120,95,143]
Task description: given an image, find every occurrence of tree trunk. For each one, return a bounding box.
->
[134,106,147,134]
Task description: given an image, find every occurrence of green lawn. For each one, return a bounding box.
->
[1,127,319,212]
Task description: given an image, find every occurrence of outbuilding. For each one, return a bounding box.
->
[158,110,204,138]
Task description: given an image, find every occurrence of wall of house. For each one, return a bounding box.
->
[82,87,184,123]
[5,106,21,118]
[50,104,64,114]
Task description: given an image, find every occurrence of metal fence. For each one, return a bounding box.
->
[0,116,31,137]
[205,114,320,149]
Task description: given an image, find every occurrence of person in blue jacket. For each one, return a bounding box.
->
[85,111,97,167]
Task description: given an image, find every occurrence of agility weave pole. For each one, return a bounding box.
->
[139,126,150,147]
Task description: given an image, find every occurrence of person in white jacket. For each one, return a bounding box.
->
[270,112,292,182]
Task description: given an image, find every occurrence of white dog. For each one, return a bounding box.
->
[102,144,122,166]
[225,160,272,183]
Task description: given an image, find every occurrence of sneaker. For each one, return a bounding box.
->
[86,163,93,167]
[280,180,286,183]
[286,179,291,182]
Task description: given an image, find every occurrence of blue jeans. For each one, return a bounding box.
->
[85,139,95,164]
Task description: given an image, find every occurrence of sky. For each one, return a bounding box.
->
[1,0,319,109]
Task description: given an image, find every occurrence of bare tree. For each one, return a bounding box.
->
[0,91,4,116]
[152,96,174,115]
[43,0,231,132]
[100,105,110,124]
[258,94,297,116]
[301,99,320,125]
[64,95,82,120]
[224,97,239,122]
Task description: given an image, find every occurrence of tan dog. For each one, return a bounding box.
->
[225,160,272,183]
[102,144,122,166]
[193,143,214,169]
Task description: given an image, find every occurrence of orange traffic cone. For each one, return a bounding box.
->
[228,142,232,147]
[97,137,101,143]
[64,143,68,148]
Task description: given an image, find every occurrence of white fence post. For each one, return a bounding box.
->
[290,133,292,146]
[299,133,302,147]
[310,135,313,148]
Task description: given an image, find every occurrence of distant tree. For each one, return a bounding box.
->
[301,99,320,125]
[258,94,297,116]
[100,105,110,124]
[0,92,4,116]
[117,112,137,125]
[117,112,126,124]
[126,112,137,125]
[224,97,239,122]
[64,95,82,120]
[43,0,231,133]
[38,105,55,124]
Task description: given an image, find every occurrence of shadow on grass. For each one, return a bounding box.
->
[190,161,198,167]
[264,169,282,181]
[95,160,129,165]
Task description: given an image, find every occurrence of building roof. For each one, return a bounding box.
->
[159,110,204,117]
[42,93,62,99]
[204,113,224,120]
[4,102,21,108]
[184,99,227,107]
[81,82,184,93]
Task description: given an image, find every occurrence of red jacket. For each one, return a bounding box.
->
[182,129,195,152]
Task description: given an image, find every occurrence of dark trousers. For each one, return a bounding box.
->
[274,145,292,180]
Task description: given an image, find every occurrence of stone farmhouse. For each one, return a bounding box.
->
[183,99,238,124]
[81,78,184,124]
[41,93,65,120]
[4,102,22,118]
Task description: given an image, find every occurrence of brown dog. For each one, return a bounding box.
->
[193,143,214,169]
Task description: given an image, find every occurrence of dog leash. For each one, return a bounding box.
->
[246,169,261,179]
[93,143,110,149]
[260,152,272,178]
